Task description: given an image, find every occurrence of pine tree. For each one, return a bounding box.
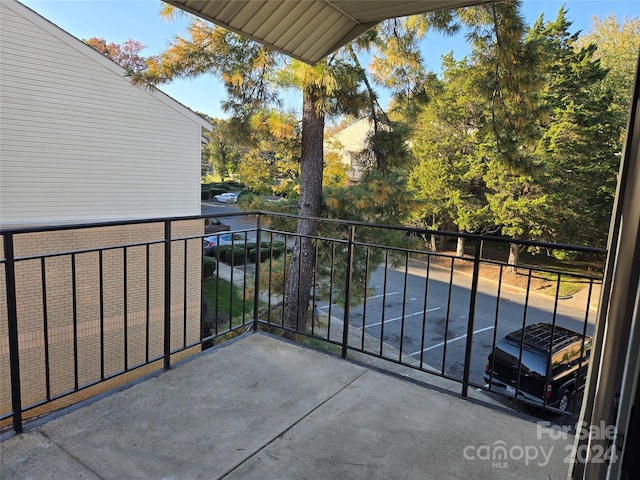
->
[138,7,436,333]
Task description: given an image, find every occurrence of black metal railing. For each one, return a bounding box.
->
[1,212,606,433]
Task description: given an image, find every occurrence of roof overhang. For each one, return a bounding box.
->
[164,0,495,65]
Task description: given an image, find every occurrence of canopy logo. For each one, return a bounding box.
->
[463,421,619,470]
[462,440,554,469]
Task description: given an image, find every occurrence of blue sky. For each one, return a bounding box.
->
[20,0,640,119]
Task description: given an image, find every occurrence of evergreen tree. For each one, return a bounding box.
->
[530,8,619,248]
[576,13,640,143]
[409,56,492,254]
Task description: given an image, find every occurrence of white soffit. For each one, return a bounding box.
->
[164,0,495,64]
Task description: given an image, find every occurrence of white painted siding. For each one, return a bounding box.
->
[0,1,210,226]
[332,119,373,154]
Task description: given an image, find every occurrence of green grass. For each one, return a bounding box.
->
[476,241,604,298]
[474,240,604,275]
[202,277,253,322]
[535,271,599,298]
[201,173,224,184]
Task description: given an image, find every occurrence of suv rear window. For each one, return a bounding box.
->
[495,340,547,375]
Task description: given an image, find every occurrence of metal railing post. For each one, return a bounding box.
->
[3,233,23,433]
[461,239,482,398]
[341,225,355,359]
[163,221,172,370]
[253,214,262,330]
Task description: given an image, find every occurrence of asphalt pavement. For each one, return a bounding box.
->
[317,258,599,390]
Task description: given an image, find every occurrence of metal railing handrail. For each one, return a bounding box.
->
[1,211,606,434]
[1,210,607,255]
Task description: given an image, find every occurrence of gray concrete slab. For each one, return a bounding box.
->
[0,431,101,480]
[227,367,571,479]
[1,333,574,480]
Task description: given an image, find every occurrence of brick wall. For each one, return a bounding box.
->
[0,220,203,419]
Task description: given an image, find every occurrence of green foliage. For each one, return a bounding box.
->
[324,170,418,227]
[203,119,245,180]
[575,13,640,142]
[208,188,228,197]
[221,110,302,196]
[148,1,627,302]
[210,244,232,260]
[224,246,248,265]
[409,57,491,235]
[252,255,290,297]
[407,3,623,253]
[143,3,473,325]
[247,248,272,263]
[203,256,217,278]
[529,7,620,247]
[201,173,222,184]
[313,240,381,308]
[484,160,547,240]
[551,250,579,262]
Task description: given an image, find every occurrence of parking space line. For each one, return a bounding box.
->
[409,325,495,356]
[317,291,400,310]
[362,307,441,329]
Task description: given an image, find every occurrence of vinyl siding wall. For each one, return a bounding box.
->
[0,1,207,426]
[0,1,204,225]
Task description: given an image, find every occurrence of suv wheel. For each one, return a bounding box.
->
[558,391,572,412]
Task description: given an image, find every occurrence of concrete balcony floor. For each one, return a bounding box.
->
[1,333,574,479]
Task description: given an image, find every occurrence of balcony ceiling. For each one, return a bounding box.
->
[164,0,494,65]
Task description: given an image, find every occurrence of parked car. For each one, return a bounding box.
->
[484,322,591,413]
[213,192,239,203]
[203,233,244,256]
[204,217,231,234]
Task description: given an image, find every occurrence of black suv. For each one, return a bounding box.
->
[484,323,591,413]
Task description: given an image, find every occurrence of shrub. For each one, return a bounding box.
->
[210,182,230,191]
[271,248,285,260]
[201,190,211,200]
[203,257,217,278]
[209,188,228,197]
[225,246,248,265]
[552,249,579,262]
[248,248,272,263]
[213,244,232,260]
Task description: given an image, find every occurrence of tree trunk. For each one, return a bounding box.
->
[507,242,520,273]
[456,236,465,257]
[283,86,325,337]
[438,235,448,251]
[429,234,437,252]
